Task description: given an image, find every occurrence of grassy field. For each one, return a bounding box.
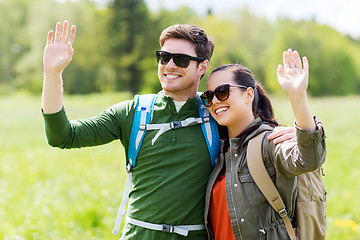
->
[0,93,359,239]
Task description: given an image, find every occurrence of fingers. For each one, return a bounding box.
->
[271,133,297,144]
[303,56,309,72]
[283,49,297,69]
[46,30,54,46]
[49,20,76,45]
[277,64,284,78]
[267,126,296,144]
[283,48,307,70]
[293,50,302,69]
[54,22,62,43]
[67,25,77,45]
[283,50,290,69]
[61,20,69,43]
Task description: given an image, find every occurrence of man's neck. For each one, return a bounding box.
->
[163,90,197,102]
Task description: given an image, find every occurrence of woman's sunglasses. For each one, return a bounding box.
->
[200,84,248,107]
[156,51,205,68]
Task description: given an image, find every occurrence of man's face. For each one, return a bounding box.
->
[158,38,208,101]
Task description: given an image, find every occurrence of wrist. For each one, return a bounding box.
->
[44,70,63,81]
[287,90,307,102]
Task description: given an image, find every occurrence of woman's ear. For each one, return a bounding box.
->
[245,87,255,104]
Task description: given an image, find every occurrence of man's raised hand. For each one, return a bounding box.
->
[43,20,76,74]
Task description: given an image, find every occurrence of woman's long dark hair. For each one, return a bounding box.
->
[211,64,278,149]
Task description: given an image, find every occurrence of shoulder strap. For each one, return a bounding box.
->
[128,94,220,169]
[198,96,220,167]
[247,132,296,240]
[113,94,156,236]
[127,94,156,172]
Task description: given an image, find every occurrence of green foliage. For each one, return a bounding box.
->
[263,20,360,96]
[0,1,360,96]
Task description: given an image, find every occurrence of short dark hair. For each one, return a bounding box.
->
[159,24,214,62]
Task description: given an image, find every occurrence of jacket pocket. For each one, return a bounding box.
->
[238,166,276,205]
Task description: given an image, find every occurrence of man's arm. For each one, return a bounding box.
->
[42,20,76,114]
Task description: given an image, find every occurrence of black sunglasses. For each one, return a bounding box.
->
[156,50,205,68]
[200,84,248,107]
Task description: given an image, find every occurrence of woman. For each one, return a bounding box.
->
[200,49,326,239]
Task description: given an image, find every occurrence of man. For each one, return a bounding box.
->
[42,21,293,239]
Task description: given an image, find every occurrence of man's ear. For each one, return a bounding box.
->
[199,60,209,76]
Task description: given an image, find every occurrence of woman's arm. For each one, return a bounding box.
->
[277,49,316,130]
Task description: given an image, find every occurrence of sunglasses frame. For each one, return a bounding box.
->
[200,84,249,107]
[156,50,205,68]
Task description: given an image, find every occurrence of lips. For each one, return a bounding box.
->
[165,73,181,79]
[214,106,229,115]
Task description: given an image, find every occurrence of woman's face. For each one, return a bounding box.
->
[206,70,255,137]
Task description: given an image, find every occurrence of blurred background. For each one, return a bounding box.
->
[0,0,359,239]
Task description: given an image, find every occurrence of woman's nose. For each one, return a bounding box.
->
[211,94,221,105]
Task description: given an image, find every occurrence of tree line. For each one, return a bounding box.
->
[0,0,359,96]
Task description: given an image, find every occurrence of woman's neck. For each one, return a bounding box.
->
[228,115,255,138]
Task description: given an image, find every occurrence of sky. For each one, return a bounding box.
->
[144,0,360,39]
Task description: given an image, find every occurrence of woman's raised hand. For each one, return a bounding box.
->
[277,49,309,95]
[43,20,76,74]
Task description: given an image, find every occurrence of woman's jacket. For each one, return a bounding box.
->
[204,117,326,240]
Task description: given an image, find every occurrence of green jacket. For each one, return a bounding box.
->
[43,91,221,240]
[204,117,326,240]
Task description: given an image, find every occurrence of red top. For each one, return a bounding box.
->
[209,174,236,240]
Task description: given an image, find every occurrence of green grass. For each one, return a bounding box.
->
[0,93,359,239]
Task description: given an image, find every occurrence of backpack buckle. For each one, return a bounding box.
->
[279,208,288,218]
[202,116,210,123]
[126,162,133,173]
[162,224,175,233]
[170,121,182,129]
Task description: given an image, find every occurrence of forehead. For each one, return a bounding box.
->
[161,38,196,55]
[207,71,235,90]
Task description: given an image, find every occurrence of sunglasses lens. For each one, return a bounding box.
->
[158,52,171,65]
[215,85,230,101]
[156,51,194,68]
[173,55,191,68]
[200,92,213,107]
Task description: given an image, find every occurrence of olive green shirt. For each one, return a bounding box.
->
[43,91,216,239]
[205,117,327,240]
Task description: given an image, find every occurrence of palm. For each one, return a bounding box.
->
[43,43,73,72]
[277,49,309,94]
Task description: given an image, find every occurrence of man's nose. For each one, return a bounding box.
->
[166,57,178,68]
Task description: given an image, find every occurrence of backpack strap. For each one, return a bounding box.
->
[198,96,220,167]
[146,117,209,145]
[247,132,296,240]
[113,94,156,236]
[127,94,157,172]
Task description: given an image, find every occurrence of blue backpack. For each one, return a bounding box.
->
[113,94,220,235]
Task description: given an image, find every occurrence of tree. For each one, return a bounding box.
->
[107,0,153,95]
